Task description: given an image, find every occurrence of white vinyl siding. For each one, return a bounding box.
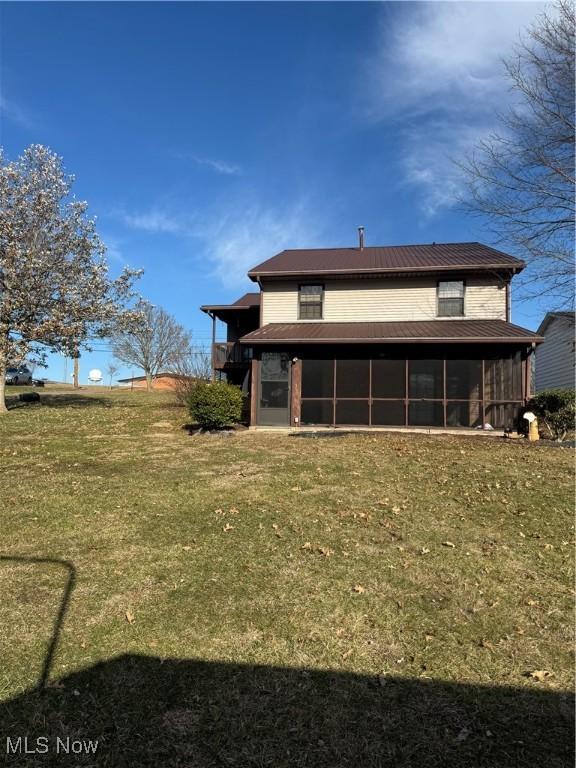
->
[261,277,507,324]
[535,317,576,391]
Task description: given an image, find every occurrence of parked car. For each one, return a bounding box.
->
[32,379,45,388]
[5,366,33,385]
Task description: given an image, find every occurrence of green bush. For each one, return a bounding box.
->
[527,388,575,441]
[187,381,243,430]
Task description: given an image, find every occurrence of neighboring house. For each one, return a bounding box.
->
[117,372,197,390]
[201,236,543,430]
[535,312,575,392]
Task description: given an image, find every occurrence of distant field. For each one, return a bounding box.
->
[0,389,573,767]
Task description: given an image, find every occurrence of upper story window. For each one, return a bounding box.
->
[438,280,465,317]
[299,284,324,320]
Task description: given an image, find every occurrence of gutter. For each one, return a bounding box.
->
[240,336,544,345]
[248,264,525,281]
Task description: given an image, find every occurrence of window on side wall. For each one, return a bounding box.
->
[299,284,324,320]
[438,280,464,317]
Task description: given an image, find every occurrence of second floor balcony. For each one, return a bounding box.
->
[213,342,253,369]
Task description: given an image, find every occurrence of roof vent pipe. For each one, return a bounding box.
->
[358,226,365,251]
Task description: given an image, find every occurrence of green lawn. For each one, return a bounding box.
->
[0,389,573,767]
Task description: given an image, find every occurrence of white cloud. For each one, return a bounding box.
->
[367,2,545,215]
[0,94,35,129]
[120,198,324,288]
[401,119,493,217]
[199,201,322,288]
[100,233,127,266]
[193,156,242,176]
[122,209,190,235]
[173,151,242,176]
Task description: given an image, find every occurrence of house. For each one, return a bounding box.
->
[117,372,197,390]
[201,235,543,430]
[535,312,575,392]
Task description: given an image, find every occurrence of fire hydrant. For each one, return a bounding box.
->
[523,411,540,442]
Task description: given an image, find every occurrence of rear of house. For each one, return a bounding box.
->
[201,238,543,431]
[535,312,575,392]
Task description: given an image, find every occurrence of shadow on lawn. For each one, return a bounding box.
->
[0,556,76,691]
[1,655,573,768]
[0,557,573,767]
[6,393,113,410]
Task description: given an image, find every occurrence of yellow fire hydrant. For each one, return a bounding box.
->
[523,411,540,442]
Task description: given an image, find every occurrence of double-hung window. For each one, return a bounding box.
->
[438,280,465,317]
[299,284,323,320]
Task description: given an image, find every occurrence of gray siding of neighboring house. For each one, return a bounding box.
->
[535,316,575,391]
[261,277,507,325]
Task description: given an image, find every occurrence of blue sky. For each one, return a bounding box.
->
[0,1,547,383]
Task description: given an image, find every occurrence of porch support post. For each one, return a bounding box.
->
[210,312,216,382]
[368,358,372,427]
[481,359,486,428]
[291,358,302,427]
[442,358,447,427]
[524,344,534,403]
[404,359,409,426]
[250,357,258,427]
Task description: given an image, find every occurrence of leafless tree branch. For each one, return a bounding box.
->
[111,301,193,391]
[458,0,575,309]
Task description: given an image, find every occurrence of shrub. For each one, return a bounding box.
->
[527,388,575,441]
[187,381,243,430]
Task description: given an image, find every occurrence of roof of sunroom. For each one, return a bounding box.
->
[240,319,543,345]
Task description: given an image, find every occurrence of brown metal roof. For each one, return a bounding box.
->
[200,292,260,314]
[232,292,261,308]
[240,319,542,345]
[247,242,524,280]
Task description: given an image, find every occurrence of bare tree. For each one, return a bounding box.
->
[460,1,575,307]
[111,301,192,391]
[0,145,141,414]
[106,361,119,390]
[171,347,212,404]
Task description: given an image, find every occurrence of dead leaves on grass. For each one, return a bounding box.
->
[527,669,554,682]
[214,507,240,516]
[301,542,334,557]
[215,507,240,533]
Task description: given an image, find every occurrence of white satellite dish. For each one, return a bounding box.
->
[88,368,103,384]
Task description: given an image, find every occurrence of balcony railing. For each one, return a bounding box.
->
[213,342,252,368]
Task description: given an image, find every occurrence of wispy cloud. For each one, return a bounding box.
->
[193,156,242,176]
[0,94,36,129]
[198,201,323,288]
[173,151,242,176]
[100,233,127,267]
[122,209,190,235]
[120,197,324,288]
[367,2,544,216]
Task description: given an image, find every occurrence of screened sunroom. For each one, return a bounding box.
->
[298,349,524,429]
[240,320,542,430]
